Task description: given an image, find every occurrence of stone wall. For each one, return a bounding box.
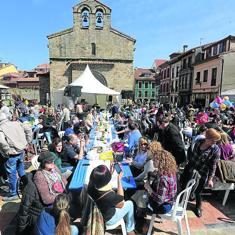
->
[49,60,134,94]
[48,0,135,102]
[9,88,39,101]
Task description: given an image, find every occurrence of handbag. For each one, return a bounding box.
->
[83,197,105,235]
[111,142,125,152]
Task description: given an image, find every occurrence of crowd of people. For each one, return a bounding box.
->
[0,97,235,235]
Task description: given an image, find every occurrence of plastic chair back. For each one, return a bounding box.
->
[172,179,196,219]
[31,155,40,170]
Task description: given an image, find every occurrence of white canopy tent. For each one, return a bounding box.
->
[0,84,9,89]
[55,65,120,108]
[70,65,120,95]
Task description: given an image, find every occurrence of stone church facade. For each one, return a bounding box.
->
[47,0,136,102]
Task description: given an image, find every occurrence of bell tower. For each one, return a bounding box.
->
[73,0,111,31]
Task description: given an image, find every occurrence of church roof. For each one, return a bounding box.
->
[111,28,136,42]
[47,28,73,39]
[74,0,111,11]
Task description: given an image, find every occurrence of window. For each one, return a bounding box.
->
[152,83,155,89]
[164,69,166,79]
[160,84,162,93]
[163,84,166,92]
[172,68,175,78]
[188,56,192,67]
[176,66,179,77]
[211,68,217,86]
[203,70,208,82]
[152,91,155,97]
[166,83,169,92]
[219,41,226,53]
[213,45,218,56]
[205,49,211,59]
[96,10,104,28]
[185,77,188,89]
[195,72,201,84]
[145,82,148,88]
[183,59,187,69]
[171,81,174,92]
[91,43,96,55]
[138,91,142,97]
[144,91,148,97]
[167,68,170,77]
[175,80,178,92]
[138,82,142,88]
[82,8,90,28]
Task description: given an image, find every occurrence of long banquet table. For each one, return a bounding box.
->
[69,119,136,191]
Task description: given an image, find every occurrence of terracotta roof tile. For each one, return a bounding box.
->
[134,68,155,81]
[153,59,167,68]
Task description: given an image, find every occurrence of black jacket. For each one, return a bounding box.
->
[159,123,186,165]
[16,171,45,235]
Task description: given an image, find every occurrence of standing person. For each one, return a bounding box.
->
[181,128,221,217]
[187,104,195,123]
[35,193,79,235]
[127,122,142,154]
[157,113,186,165]
[0,100,11,119]
[0,112,32,201]
[62,104,71,130]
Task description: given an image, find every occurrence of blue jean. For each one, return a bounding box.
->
[106,200,135,233]
[4,152,25,196]
[44,132,52,144]
[70,225,79,235]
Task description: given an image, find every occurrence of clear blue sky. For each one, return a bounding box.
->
[1,0,235,70]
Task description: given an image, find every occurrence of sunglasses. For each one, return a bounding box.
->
[141,143,148,146]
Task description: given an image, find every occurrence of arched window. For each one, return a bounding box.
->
[96,10,104,28]
[82,8,90,28]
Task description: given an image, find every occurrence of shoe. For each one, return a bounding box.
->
[2,195,19,202]
[194,207,202,217]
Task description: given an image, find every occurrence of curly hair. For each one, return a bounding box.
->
[148,141,177,175]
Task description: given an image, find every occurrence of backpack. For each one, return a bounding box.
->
[82,196,105,235]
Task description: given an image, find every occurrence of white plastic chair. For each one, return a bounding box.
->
[106,218,127,235]
[31,155,40,170]
[147,179,196,235]
[58,131,65,139]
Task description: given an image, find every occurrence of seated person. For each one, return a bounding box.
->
[64,120,75,139]
[126,137,149,177]
[63,134,85,166]
[16,170,45,235]
[144,149,177,214]
[35,193,79,235]
[74,123,91,152]
[218,132,233,160]
[34,151,67,206]
[49,138,73,178]
[88,165,136,235]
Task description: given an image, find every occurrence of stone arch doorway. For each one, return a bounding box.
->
[91,69,108,86]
